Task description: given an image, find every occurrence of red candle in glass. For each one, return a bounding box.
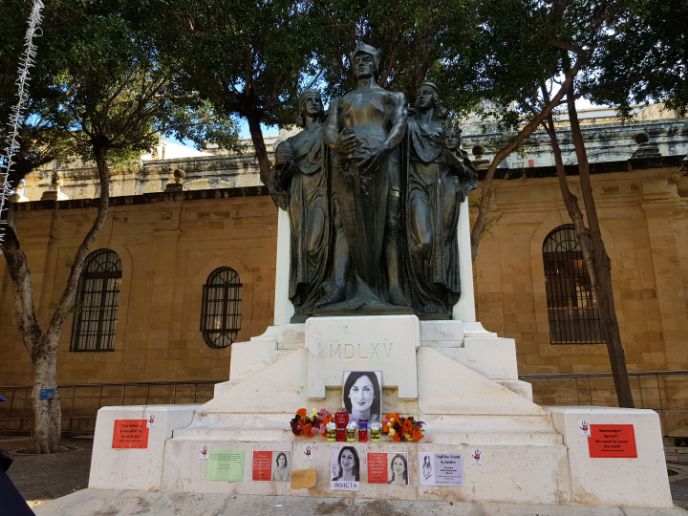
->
[335,408,349,442]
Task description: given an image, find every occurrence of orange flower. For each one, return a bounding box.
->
[296,408,307,419]
[392,432,401,442]
[412,427,423,441]
[402,419,413,434]
[386,412,401,423]
[302,423,312,436]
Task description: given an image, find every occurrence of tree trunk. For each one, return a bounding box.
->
[246,113,285,209]
[470,54,589,261]
[0,144,113,452]
[542,112,596,284]
[31,337,61,453]
[565,89,634,408]
[1,210,61,452]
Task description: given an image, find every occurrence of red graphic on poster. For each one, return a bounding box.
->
[367,453,389,484]
[588,424,637,458]
[252,451,273,481]
[112,419,149,449]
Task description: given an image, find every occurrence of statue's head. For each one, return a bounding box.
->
[443,123,462,150]
[415,82,440,111]
[350,43,380,80]
[296,89,324,127]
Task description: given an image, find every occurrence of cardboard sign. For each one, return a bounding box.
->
[206,450,245,481]
[588,424,637,458]
[112,419,149,449]
[291,469,317,489]
[252,451,273,481]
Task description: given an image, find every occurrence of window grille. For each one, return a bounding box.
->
[200,267,242,349]
[543,225,605,344]
[70,249,122,352]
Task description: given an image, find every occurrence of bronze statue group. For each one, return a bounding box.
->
[272,43,477,322]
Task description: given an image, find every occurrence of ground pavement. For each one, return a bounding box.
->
[3,436,688,514]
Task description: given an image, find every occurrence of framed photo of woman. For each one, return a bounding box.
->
[342,370,382,425]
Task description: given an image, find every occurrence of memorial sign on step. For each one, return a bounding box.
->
[588,424,637,458]
[367,452,409,485]
[112,419,149,449]
[419,452,463,486]
[330,446,361,491]
[206,450,245,481]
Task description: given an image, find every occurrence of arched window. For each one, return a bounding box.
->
[543,225,605,344]
[71,249,122,352]
[200,267,242,348]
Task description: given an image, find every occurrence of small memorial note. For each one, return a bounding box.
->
[588,424,637,458]
[112,419,149,449]
[419,452,463,486]
[205,450,245,481]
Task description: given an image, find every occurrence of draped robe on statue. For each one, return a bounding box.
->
[406,116,476,318]
[274,125,330,321]
[327,91,401,307]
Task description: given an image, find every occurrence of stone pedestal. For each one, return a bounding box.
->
[88,315,673,509]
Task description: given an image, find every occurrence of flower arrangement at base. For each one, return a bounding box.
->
[290,408,333,437]
[381,413,425,442]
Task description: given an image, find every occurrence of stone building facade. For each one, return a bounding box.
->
[1,112,687,435]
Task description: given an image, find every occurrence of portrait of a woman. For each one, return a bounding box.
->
[342,371,382,425]
[388,453,409,485]
[331,446,360,482]
[422,455,432,480]
[272,451,290,482]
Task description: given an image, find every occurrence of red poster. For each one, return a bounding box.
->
[367,453,389,484]
[252,450,273,481]
[588,424,637,458]
[112,419,149,449]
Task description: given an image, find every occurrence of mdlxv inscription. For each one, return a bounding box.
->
[327,342,392,360]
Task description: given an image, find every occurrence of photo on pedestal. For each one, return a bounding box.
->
[272,451,291,482]
[367,451,409,486]
[330,445,361,491]
[342,370,382,425]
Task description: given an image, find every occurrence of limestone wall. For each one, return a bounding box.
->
[0,192,277,386]
[472,164,688,432]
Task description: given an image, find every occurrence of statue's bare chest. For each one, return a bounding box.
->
[339,90,391,128]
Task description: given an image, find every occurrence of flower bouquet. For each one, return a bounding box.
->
[381,413,425,442]
[289,408,333,438]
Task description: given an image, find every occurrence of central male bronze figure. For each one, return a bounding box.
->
[317,43,410,313]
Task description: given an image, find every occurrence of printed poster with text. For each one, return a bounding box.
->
[367,452,410,485]
[112,419,149,449]
[588,424,637,458]
[205,449,245,482]
[418,452,463,486]
[252,450,291,482]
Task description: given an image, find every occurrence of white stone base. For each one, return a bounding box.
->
[89,317,673,509]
